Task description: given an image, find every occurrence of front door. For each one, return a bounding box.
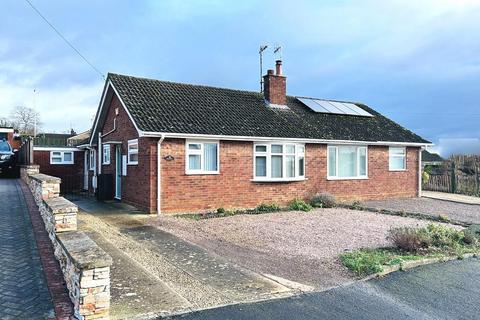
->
[115,146,122,199]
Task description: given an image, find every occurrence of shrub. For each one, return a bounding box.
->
[257,203,280,212]
[310,193,336,208]
[341,250,389,276]
[389,224,473,253]
[289,198,313,212]
[388,227,431,252]
[217,207,226,214]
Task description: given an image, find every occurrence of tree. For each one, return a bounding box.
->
[0,117,12,127]
[10,106,42,136]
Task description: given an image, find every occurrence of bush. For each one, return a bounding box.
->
[341,250,386,276]
[388,227,431,252]
[256,203,280,212]
[289,198,313,212]
[388,224,473,253]
[217,207,226,214]
[310,193,336,208]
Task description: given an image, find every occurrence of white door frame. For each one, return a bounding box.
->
[83,151,88,190]
[115,146,122,199]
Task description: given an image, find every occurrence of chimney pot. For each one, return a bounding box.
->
[275,60,282,75]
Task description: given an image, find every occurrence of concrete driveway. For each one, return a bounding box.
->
[164,258,480,320]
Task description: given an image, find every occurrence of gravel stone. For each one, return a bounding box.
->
[147,208,448,289]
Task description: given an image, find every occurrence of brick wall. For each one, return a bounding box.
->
[159,139,419,213]
[98,94,156,212]
[34,150,85,193]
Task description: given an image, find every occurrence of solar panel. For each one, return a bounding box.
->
[297,98,330,113]
[297,97,373,117]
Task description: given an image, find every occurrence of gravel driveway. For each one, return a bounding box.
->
[147,209,442,290]
[362,198,480,225]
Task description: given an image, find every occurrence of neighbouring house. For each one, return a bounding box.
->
[87,60,431,214]
[422,150,445,167]
[33,131,90,193]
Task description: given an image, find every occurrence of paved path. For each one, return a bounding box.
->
[0,179,54,319]
[164,258,480,320]
[423,190,480,205]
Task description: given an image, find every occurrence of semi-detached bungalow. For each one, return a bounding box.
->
[86,60,431,214]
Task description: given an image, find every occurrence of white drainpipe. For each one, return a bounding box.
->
[418,147,424,197]
[157,134,165,215]
[98,132,102,175]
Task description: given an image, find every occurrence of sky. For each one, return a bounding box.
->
[1,0,480,156]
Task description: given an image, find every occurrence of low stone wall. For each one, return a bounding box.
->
[20,166,112,320]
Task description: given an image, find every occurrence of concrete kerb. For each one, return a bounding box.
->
[362,253,479,282]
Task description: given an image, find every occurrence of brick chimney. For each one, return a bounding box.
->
[263,60,286,106]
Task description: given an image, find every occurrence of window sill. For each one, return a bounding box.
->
[251,177,307,183]
[127,162,138,166]
[327,176,369,181]
[389,169,407,172]
[102,162,110,165]
[50,163,74,165]
[186,171,220,175]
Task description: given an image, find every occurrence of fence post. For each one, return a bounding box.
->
[450,162,456,194]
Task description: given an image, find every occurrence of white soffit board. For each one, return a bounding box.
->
[297,97,373,117]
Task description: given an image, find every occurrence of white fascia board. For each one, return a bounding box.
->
[0,128,14,133]
[139,130,432,147]
[34,147,81,151]
[89,80,141,146]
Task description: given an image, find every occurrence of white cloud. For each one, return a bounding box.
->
[0,75,102,133]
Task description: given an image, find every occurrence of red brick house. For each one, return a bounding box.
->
[88,61,430,214]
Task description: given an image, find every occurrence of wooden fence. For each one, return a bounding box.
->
[423,155,480,197]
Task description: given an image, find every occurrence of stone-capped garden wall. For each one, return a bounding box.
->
[20,165,112,320]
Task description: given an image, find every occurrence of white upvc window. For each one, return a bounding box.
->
[102,144,111,165]
[253,143,305,181]
[50,151,74,165]
[327,145,368,180]
[89,150,96,170]
[185,140,219,174]
[127,139,139,165]
[389,147,406,171]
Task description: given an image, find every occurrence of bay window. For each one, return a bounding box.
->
[253,143,305,181]
[327,145,367,179]
[389,147,406,171]
[186,140,219,174]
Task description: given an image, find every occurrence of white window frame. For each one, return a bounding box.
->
[127,139,139,165]
[50,151,74,165]
[389,147,407,171]
[327,145,368,180]
[89,150,96,171]
[102,144,111,165]
[252,142,306,182]
[185,140,220,175]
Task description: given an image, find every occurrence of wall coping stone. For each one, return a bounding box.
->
[57,231,113,269]
[19,164,40,169]
[29,173,62,184]
[44,197,78,214]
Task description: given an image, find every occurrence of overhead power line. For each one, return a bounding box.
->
[24,0,105,80]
